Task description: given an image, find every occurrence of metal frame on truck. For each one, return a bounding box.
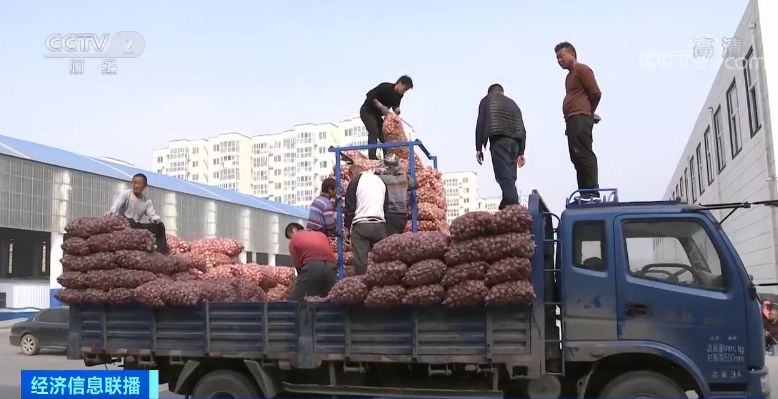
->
[328,139,438,279]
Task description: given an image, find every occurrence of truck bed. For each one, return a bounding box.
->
[69,302,536,369]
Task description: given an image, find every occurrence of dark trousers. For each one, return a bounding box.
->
[360,105,384,160]
[566,114,599,197]
[289,261,337,301]
[385,214,406,236]
[489,135,520,210]
[127,219,169,254]
[352,222,387,275]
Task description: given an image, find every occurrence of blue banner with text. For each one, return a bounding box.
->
[21,370,158,399]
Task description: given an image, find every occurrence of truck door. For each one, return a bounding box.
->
[614,214,749,383]
[563,217,617,341]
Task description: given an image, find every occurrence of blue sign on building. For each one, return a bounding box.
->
[21,370,158,399]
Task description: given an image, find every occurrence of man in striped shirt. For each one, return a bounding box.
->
[306,178,337,237]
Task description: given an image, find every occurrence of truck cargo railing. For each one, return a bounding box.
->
[70,301,535,373]
[529,190,563,376]
[566,188,619,207]
[328,140,439,279]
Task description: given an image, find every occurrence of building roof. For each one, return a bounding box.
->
[0,134,308,219]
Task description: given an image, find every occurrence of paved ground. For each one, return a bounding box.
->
[0,320,777,399]
[0,326,181,399]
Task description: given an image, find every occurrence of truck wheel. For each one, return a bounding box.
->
[191,370,261,399]
[599,370,685,398]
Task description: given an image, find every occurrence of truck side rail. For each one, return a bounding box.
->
[71,302,538,375]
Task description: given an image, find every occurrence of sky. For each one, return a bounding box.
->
[0,0,752,213]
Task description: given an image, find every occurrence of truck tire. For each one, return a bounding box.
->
[191,370,261,399]
[599,370,686,398]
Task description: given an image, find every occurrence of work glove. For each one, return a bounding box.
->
[593,113,601,124]
[104,211,114,217]
[393,107,401,115]
[150,215,161,224]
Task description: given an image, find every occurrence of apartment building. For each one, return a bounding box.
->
[663,0,777,287]
[442,172,479,223]
[152,115,416,207]
[442,172,530,223]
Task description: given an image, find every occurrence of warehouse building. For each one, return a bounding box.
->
[664,0,777,288]
[0,134,307,319]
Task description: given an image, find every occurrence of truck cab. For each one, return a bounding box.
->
[553,189,769,398]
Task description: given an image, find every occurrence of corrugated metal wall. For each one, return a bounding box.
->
[0,281,49,309]
[0,154,300,255]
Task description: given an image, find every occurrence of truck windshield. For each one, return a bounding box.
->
[623,220,727,291]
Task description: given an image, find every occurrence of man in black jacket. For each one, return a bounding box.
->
[360,75,414,160]
[475,84,527,210]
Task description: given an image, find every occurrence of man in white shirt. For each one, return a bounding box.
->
[343,165,389,275]
[107,173,169,254]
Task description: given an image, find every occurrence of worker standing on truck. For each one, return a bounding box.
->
[306,178,337,237]
[475,84,527,210]
[555,41,602,201]
[360,75,414,160]
[344,165,389,274]
[379,173,411,236]
[285,222,337,301]
[107,173,169,254]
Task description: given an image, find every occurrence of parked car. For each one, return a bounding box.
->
[9,307,69,356]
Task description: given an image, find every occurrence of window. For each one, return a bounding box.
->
[675,185,679,199]
[683,168,690,202]
[192,147,199,155]
[623,220,725,291]
[695,144,704,195]
[319,131,327,140]
[713,106,726,173]
[726,80,742,158]
[743,48,761,136]
[192,161,199,167]
[37,308,67,324]
[689,159,697,203]
[679,177,685,200]
[573,222,605,271]
[704,127,714,184]
[156,156,163,163]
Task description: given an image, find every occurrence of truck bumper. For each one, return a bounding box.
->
[749,366,771,399]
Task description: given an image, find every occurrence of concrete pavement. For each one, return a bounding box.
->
[0,326,776,398]
[0,330,181,399]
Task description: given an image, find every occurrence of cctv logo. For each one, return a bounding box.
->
[44,31,146,58]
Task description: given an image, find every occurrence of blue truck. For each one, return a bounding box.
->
[67,187,771,398]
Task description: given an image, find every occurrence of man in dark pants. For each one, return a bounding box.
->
[555,41,602,201]
[344,165,389,275]
[475,84,527,210]
[285,222,337,301]
[360,75,414,160]
[107,173,169,254]
[379,173,411,236]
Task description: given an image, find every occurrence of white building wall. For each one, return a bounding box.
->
[664,0,777,286]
